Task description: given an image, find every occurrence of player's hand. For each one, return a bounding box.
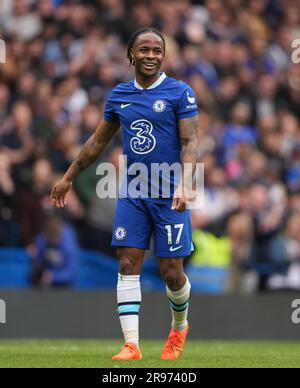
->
[50,178,72,208]
[172,197,187,212]
[172,186,187,212]
[172,184,196,212]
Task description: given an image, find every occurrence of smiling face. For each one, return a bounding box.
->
[131,32,165,79]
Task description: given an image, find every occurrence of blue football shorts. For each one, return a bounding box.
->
[111,197,193,257]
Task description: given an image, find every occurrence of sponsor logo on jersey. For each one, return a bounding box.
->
[130,119,156,154]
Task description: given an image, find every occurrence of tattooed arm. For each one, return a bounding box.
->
[172,115,199,212]
[51,120,119,208]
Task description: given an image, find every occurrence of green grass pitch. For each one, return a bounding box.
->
[0,340,300,368]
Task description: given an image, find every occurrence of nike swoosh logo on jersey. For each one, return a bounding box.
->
[121,103,132,108]
[170,245,183,252]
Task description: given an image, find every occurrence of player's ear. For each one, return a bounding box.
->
[129,48,135,65]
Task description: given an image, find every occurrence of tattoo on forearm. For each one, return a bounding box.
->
[66,137,104,181]
[179,115,199,160]
[63,120,119,182]
[75,141,102,171]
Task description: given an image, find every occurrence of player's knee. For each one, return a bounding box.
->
[118,255,138,275]
[161,268,183,291]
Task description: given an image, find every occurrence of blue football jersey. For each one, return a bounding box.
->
[103,72,198,202]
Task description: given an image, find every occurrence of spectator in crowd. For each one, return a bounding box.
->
[244,182,287,289]
[18,157,84,248]
[226,212,256,294]
[19,158,55,247]
[0,83,10,121]
[286,143,300,193]
[29,212,78,288]
[0,101,35,178]
[2,0,42,42]
[191,166,240,235]
[0,153,16,246]
[220,100,257,166]
[267,212,300,291]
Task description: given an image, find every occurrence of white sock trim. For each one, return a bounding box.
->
[118,273,140,282]
[117,273,141,346]
[166,276,191,331]
[166,276,191,302]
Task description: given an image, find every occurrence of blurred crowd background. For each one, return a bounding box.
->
[1,0,300,293]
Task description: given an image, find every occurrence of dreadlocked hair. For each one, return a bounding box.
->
[126,28,166,66]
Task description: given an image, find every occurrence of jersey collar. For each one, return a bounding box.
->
[134,72,167,90]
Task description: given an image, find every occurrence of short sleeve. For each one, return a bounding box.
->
[103,90,119,122]
[175,83,198,120]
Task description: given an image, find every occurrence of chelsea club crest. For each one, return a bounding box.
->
[153,99,166,112]
[115,227,127,240]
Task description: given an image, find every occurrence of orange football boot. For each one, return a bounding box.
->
[112,342,142,361]
[161,325,189,360]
